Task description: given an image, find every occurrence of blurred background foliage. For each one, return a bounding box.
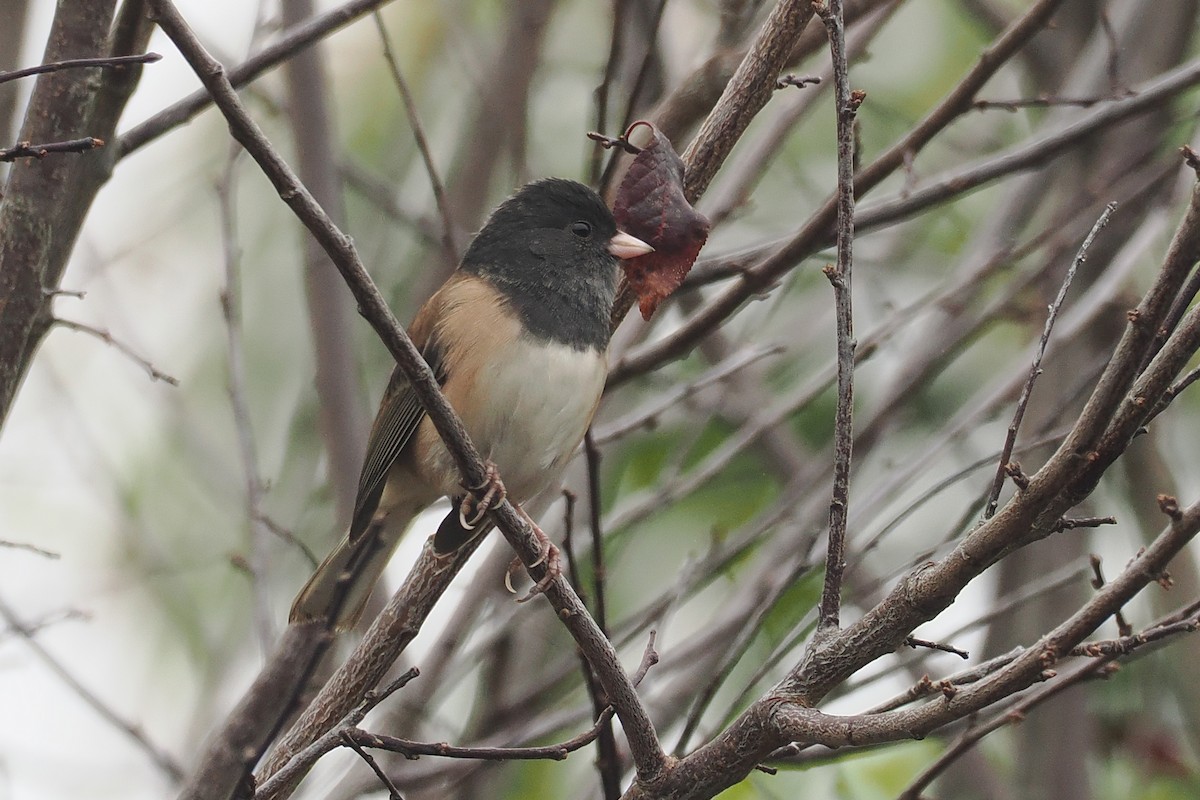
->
[3,0,1200,798]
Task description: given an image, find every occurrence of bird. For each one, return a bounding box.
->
[289,178,653,628]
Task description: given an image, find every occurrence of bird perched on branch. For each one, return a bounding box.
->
[290,178,653,628]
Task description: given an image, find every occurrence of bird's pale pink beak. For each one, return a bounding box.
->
[608,230,654,260]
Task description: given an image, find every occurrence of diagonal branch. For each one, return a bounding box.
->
[680,0,816,202]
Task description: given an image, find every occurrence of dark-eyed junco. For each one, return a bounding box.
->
[290,178,653,627]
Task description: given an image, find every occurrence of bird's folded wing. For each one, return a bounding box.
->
[347,327,446,543]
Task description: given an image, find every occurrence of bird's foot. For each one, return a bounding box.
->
[459,461,505,530]
[503,511,562,602]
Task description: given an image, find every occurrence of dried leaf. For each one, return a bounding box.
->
[611,121,710,319]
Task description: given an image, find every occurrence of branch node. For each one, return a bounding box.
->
[821,263,843,287]
[1157,493,1183,521]
[1004,461,1031,490]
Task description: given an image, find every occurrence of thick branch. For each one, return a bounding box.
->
[0,0,152,428]
[624,499,1200,799]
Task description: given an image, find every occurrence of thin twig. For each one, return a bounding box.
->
[1163,363,1200,404]
[816,0,860,631]
[594,344,783,444]
[904,636,969,659]
[53,318,179,385]
[584,432,611,636]
[562,485,622,800]
[341,731,406,799]
[971,94,1108,112]
[255,511,320,568]
[631,629,661,687]
[581,430,622,799]
[984,202,1116,518]
[1088,554,1131,637]
[1056,516,1117,531]
[0,539,60,558]
[1070,614,1200,657]
[372,12,458,267]
[0,52,160,84]
[0,608,90,640]
[1,137,103,161]
[347,713,613,762]
[862,648,1025,716]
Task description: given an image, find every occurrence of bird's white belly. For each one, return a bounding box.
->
[424,338,606,501]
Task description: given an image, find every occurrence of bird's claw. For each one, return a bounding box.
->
[459,461,505,531]
[503,517,562,602]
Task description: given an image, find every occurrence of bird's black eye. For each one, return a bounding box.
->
[570,221,592,238]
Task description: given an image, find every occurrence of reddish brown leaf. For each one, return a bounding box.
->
[611,121,710,319]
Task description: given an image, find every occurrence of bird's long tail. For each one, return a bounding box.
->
[288,510,415,629]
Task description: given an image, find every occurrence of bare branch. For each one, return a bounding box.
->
[0,136,104,161]
[0,52,160,84]
[341,731,405,799]
[0,539,60,558]
[53,317,179,385]
[900,609,1200,799]
[984,202,1117,518]
[814,0,860,633]
[680,0,816,202]
[253,668,421,799]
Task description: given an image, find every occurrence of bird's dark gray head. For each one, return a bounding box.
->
[462,179,623,351]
